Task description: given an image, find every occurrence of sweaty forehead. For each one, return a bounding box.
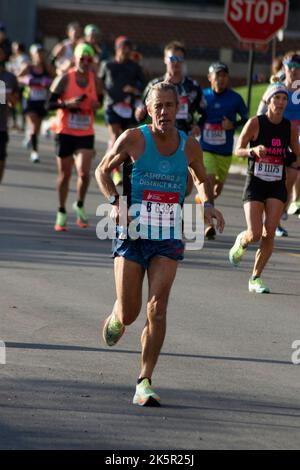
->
[151,89,177,104]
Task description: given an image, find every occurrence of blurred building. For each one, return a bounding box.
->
[1,0,300,85]
[0,0,36,47]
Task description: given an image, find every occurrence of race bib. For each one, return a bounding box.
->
[203,123,226,146]
[254,156,283,182]
[140,190,180,237]
[30,87,47,101]
[176,96,188,120]
[68,113,91,130]
[112,101,132,119]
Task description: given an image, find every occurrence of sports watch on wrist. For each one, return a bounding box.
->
[108,195,119,206]
[249,148,256,159]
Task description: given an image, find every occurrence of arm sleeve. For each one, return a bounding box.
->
[98,61,107,81]
[45,92,66,111]
[46,75,68,111]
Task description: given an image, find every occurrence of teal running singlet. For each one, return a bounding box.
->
[128,124,188,240]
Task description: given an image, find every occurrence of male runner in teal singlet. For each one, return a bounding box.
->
[95,82,224,406]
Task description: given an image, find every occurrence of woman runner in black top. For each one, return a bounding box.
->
[229,83,300,293]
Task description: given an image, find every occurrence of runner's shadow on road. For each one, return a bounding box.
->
[0,207,113,268]
[269,292,300,297]
[6,342,293,367]
[1,376,300,450]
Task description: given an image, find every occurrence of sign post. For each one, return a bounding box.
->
[246,47,255,112]
[225,0,289,112]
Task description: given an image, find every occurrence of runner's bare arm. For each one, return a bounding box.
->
[51,42,66,60]
[235,117,265,158]
[185,137,225,232]
[95,128,141,199]
[16,64,31,84]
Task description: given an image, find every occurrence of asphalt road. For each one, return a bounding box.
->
[0,127,300,450]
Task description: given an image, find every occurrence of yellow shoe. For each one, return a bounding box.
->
[102,313,125,347]
[112,169,122,186]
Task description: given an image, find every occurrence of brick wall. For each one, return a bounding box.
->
[36,7,300,86]
[37,6,300,54]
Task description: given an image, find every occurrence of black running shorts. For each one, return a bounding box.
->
[0,132,9,162]
[55,133,95,158]
[243,175,287,204]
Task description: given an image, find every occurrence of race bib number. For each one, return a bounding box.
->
[68,113,91,130]
[112,101,132,119]
[254,156,283,182]
[140,190,180,229]
[30,87,47,101]
[176,96,188,120]
[203,123,226,146]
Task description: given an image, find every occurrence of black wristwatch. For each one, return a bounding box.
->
[108,195,119,206]
[249,149,256,159]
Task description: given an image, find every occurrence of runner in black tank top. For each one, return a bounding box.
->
[228,83,300,294]
[243,114,291,204]
[18,44,54,163]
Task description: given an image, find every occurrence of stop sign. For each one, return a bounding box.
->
[225,0,289,43]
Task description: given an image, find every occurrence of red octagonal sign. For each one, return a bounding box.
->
[225,0,289,44]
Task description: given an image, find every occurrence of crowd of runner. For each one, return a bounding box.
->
[1,19,300,406]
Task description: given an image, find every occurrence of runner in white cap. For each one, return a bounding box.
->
[229,83,300,293]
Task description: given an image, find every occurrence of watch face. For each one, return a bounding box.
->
[109,195,118,205]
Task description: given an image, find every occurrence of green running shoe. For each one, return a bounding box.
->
[102,312,125,347]
[132,378,161,407]
[54,211,67,232]
[248,277,270,294]
[72,202,89,228]
[112,168,122,186]
[229,231,246,267]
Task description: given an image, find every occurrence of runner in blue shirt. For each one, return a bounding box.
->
[200,62,248,238]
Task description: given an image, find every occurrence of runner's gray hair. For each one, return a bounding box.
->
[146,82,179,106]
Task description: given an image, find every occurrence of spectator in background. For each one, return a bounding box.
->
[200,62,248,239]
[0,44,19,182]
[271,55,285,82]
[7,42,29,130]
[281,51,300,224]
[135,40,205,195]
[7,42,29,75]
[18,44,54,163]
[46,43,101,232]
[99,36,145,186]
[136,41,204,137]
[51,22,82,76]
[0,22,11,60]
[81,24,102,74]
